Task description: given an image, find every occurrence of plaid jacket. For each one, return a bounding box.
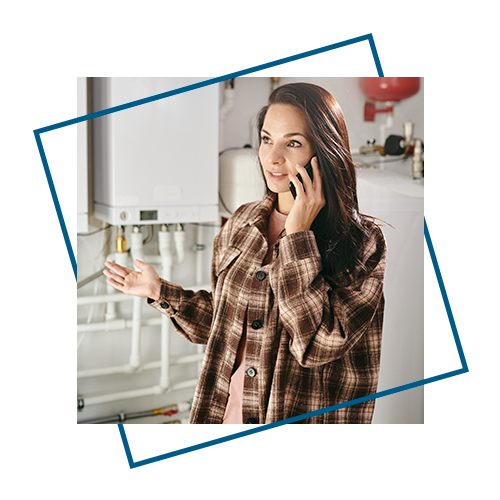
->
[149,193,386,424]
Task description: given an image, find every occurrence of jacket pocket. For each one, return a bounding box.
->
[215,246,242,277]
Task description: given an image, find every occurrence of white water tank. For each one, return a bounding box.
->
[219,147,266,217]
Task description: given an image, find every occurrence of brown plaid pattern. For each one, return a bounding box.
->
[149,193,386,424]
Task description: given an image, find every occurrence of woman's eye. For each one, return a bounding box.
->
[261,136,271,144]
[288,140,301,147]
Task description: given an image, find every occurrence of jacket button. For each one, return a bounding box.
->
[246,367,257,377]
[255,271,266,281]
[245,418,257,424]
[251,320,262,330]
[160,302,169,309]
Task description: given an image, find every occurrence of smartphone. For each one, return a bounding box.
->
[289,158,314,199]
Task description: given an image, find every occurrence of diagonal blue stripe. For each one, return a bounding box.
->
[76,77,236,123]
[273,380,424,424]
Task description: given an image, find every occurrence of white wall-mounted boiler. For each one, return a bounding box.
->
[92,78,219,226]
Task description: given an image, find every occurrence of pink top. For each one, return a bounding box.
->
[223,207,287,423]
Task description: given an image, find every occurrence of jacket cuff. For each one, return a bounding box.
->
[278,230,322,264]
[147,278,183,315]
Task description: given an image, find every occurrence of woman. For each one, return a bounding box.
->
[104,82,387,424]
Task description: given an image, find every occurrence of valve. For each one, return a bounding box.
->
[116,226,126,253]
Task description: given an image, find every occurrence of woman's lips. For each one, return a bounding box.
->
[267,171,288,180]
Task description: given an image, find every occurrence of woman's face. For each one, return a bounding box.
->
[259,104,315,194]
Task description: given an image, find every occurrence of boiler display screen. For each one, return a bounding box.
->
[140,210,158,221]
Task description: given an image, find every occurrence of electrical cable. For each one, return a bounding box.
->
[77,224,112,237]
[142,224,154,245]
[78,222,109,347]
[77,266,107,289]
[78,226,139,290]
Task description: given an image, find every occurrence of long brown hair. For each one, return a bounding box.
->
[257,82,371,277]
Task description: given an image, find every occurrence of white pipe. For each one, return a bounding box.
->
[83,378,198,407]
[78,364,131,378]
[144,255,162,264]
[378,112,393,170]
[160,314,170,391]
[105,252,118,321]
[168,378,198,392]
[196,225,204,287]
[85,387,156,406]
[130,296,142,369]
[77,316,162,334]
[174,226,186,264]
[195,224,205,372]
[131,229,145,263]
[77,282,211,306]
[78,293,133,306]
[129,229,145,371]
[141,354,188,372]
[106,250,129,320]
[78,318,127,333]
[159,226,173,392]
[219,86,235,150]
[77,353,205,379]
[115,251,129,267]
[158,225,173,267]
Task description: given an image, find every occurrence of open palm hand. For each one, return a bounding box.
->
[103,259,161,300]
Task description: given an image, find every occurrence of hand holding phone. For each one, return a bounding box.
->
[289,158,314,199]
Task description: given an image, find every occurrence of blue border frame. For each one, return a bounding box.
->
[31,32,470,470]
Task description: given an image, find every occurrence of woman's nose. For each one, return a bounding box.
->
[265,144,285,165]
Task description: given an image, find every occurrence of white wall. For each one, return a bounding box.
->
[77,77,424,424]
[77,78,88,233]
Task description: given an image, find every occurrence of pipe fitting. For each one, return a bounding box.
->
[403,121,414,143]
[177,400,192,413]
[127,356,141,371]
[412,139,424,179]
[116,226,126,253]
[160,376,170,391]
[153,383,168,395]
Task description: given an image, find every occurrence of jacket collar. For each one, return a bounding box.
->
[227,193,277,251]
[247,192,277,232]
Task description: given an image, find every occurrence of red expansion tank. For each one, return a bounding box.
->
[361,77,421,102]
